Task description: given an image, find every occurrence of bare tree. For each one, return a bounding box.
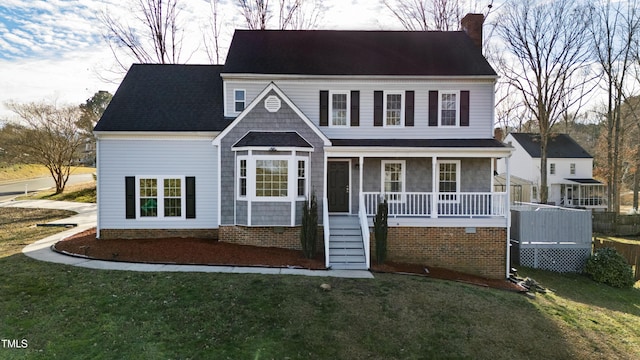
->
[590,0,640,213]
[236,0,325,30]
[101,0,186,69]
[4,101,85,194]
[381,0,492,31]
[204,0,224,64]
[496,0,593,204]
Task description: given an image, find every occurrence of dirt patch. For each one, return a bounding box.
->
[54,228,524,292]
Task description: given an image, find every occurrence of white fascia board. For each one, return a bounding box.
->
[213,82,331,146]
[325,146,514,158]
[232,146,314,152]
[220,73,498,82]
[94,131,220,140]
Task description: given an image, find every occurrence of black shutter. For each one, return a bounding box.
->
[319,91,328,126]
[125,176,136,219]
[350,90,360,126]
[405,91,415,126]
[428,91,438,127]
[374,91,383,127]
[460,90,470,127]
[186,176,196,219]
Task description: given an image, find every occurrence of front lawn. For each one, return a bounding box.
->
[0,209,638,359]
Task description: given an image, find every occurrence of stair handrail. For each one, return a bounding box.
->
[359,194,371,269]
[323,196,330,268]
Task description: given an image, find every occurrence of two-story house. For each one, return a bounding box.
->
[93,14,514,279]
[497,133,606,210]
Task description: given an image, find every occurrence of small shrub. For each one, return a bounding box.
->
[374,200,388,264]
[584,247,635,288]
[300,192,318,259]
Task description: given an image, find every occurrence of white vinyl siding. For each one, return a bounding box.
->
[97,137,218,230]
[222,78,495,139]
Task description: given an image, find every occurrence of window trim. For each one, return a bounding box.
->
[329,90,350,127]
[136,176,186,219]
[437,160,461,203]
[381,160,406,203]
[234,89,246,113]
[438,90,460,127]
[383,91,404,127]
[236,154,310,202]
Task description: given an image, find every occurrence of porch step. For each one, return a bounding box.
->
[328,215,367,270]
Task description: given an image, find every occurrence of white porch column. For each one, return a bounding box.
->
[359,156,364,207]
[431,156,437,218]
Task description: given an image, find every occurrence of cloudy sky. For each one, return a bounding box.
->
[0,0,493,119]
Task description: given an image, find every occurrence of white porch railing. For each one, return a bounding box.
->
[362,192,508,217]
[358,195,371,269]
[323,196,330,268]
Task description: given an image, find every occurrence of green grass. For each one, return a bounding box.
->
[0,164,95,183]
[0,210,639,359]
[0,208,76,257]
[16,182,96,203]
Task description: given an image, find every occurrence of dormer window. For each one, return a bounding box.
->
[234,89,246,112]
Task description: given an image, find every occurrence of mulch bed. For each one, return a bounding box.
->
[54,228,525,292]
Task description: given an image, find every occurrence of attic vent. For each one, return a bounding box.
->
[264,95,281,112]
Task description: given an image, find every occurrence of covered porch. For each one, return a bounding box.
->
[323,139,514,224]
[558,178,607,210]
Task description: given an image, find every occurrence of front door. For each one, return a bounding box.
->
[328,161,350,213]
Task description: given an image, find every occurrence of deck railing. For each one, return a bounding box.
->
[362,192,507,218]
[358,195,371,269]
[323,196,330,268]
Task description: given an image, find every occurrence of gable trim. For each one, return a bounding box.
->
[213,82,331,147]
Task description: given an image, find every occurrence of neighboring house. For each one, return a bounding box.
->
[497,133,606,210]
[94,14,514,279]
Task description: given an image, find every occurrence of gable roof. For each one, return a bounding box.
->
[94,64,230,132]
[233,131,313,148]
[223,30,497,76]
[213,82,331,146]
[509,133,592,159]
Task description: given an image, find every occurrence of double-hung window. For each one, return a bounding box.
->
[550,163,556,175]
[297,160,307,197]
[381,160,405,202]
[138,177,183,218]
[234,89,246,112]
[238,159,247,198]
[440,91,459,126]
[330,91,349,126]
[384,92,403,126]
[438,160,460,202]
[570,163,576,175]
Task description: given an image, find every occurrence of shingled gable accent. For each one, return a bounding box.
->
[212,83,331,147]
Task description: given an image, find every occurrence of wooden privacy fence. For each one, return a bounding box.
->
[593,238,640,281]
[593,212,640,235]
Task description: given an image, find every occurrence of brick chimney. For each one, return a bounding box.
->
[461,13,484,50]
[494,128,504,142]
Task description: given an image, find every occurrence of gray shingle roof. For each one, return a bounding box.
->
[223,30,497,76]
[233,131,313,148]
[330,138,507,148]
[510,133,592,158]
[94,64,230,132]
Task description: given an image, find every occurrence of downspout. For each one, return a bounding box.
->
[95,137,100,239]
[505,155,511,279]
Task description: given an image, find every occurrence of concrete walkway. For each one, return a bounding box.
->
[0,200,374,279]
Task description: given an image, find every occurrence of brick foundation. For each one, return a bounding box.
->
[99,228,218,240]
[371,227,507,279]
[219,225,324,252]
